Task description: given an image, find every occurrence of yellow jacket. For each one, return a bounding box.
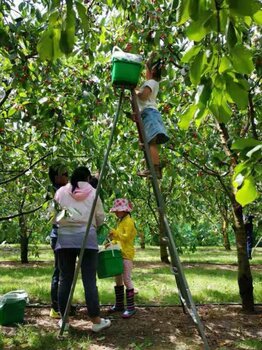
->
[111,214,137,260]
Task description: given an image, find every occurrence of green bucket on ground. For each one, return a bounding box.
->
[112,58,143,86]
[0,290,28,325]
[97,249,123,279]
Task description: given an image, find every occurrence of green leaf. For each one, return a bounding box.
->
[99,26,106,45]
[188,0,199,21]
[253,10,262,24]
[37,28,54,61]
[186,11,213,41]
[8,107,17,117]
[181,45,201,63]
[225,76,248,110]
[218,56,232,74]
[235,176,258,207]
[226,21,237,50]
[178,105,197,130]
[228,0,261,16]
[194,108,208,127]
[189,51,206,85]
[75,1,89,35]
[209,90,232,123]
[230,45,255,74]
[231,138,262,150]
[60,7,76,54]
[49,9,60,25]
[176,0,190,25]
[195,80,212,106]
[233,162,248,177]
[50,0,61,10]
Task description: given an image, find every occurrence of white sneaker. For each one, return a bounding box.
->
[58,319,70,331]
[92,318,111,333]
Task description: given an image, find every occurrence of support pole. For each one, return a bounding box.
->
[58,88,125,337]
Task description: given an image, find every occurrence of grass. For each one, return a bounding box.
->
[0,325,93,350]
[0,245,261,350]
[0,245,261,305]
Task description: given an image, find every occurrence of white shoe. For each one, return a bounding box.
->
[92,318,111,333]
[58,319,70,331]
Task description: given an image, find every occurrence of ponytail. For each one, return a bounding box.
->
[70,166,91,192]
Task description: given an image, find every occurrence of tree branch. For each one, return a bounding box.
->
[0,88,12,108]
[0,151,53,185]
[248,91,259,140]
[0,202,47,222]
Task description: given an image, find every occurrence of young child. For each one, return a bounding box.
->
[136,55,169,179]
[108,198,137,318]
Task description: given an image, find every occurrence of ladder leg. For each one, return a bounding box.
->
[58,89,125,337]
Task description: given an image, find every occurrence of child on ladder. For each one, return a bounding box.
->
[135,55,169,179]
[108,198,137,318]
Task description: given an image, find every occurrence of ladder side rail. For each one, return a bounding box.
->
[130,90,210,350]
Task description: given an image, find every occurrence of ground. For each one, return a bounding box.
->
[2,304,262,350]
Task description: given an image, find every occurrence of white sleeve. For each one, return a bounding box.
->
[95,196,105,227]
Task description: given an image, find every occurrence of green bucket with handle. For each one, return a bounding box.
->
[0,290,28,325]
[97,245,124,279]
[111,46,143,86]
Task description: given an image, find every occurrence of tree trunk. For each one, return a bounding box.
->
[232,201,254,311]
[222,218,231,250]
[139,231,145,249]
[19,214,29,263]
[216,121,254,311]
[159,214,170,264]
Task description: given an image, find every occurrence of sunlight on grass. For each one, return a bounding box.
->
[0,245,261,306]
[0,325,93,350]
[237,339,262,350]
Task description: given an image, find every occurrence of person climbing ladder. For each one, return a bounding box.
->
[135,54,169,179]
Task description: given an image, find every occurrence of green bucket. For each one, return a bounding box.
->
[97,249,123,279]
[111,47,143,87]
[112,58,142,86]
[0,290,28,325]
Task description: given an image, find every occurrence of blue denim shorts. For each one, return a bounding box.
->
[141,108,169,144]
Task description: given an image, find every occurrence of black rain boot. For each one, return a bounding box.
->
[108,285,125,313]
[122,288,136,318]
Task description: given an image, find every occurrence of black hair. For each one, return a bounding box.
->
[48,163,68,186]
[71,166,91,192]
[89,176,98,189]
[147,58,165,81]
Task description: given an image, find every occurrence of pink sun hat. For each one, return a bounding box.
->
[110,198,133,213]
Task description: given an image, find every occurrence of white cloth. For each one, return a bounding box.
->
[136,79,159,112]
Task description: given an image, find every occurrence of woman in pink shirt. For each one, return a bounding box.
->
[54,166,111,333]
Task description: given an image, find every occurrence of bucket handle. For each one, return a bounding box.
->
[102,237,115,257]
[112,46,124,54]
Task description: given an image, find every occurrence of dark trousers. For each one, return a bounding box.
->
[51,250,59,311]
[57,248,100,318]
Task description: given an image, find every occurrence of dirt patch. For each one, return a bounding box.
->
[1,305,262,349]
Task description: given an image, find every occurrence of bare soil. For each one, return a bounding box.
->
[2,304,262,350]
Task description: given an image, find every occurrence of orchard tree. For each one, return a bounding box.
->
[0,0,261,312]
